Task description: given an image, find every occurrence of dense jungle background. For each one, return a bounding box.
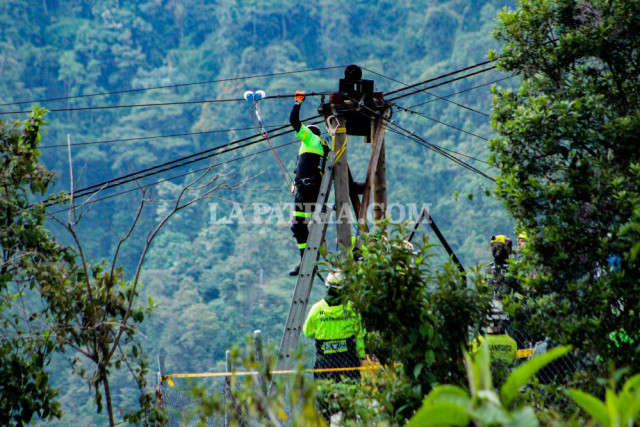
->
[2,0,518,424]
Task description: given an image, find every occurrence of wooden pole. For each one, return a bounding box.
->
[373,136,387,221]
[358,108,391,227]
[333,117,351,251]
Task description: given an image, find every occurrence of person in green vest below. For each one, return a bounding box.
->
[288,90,329,276]
[303,270,365,422]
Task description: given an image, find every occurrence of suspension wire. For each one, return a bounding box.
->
[387,66,497,103]
[387,124,495,181]
[43,113,325,205]
[1,65,347,107]
[407,74,517,111]
[39,125,285,149]
[386,126,494,167]
[0,96,245,116]
[384,60,494,97]
[391,102,489,141]
[351,100,495,180]
[362,65,494,117]
[47,140,299,215]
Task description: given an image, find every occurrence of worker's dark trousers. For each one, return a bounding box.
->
[290,183,320,255]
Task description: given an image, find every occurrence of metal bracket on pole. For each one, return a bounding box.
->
[269,152,336,396]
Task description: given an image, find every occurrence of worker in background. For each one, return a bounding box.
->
[288,90,330,276]
[485,235,521,297]
[485,234,530,348]
[303,270,365,422]
[517,231,527,250]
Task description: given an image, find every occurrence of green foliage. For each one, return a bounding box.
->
[1,0,529,422]
[1,109,166,426]
[407,341,572,427]
[566,370,640,426]
[185,338,323,426]
[490,0,640,383]
[327,221,488,418]
[0,108,68,424]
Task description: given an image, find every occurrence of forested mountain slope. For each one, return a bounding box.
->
[1,0,516,423]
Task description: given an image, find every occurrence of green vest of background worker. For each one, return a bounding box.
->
[471,299,518,364]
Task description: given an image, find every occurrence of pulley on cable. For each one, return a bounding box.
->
[243,89,294,192]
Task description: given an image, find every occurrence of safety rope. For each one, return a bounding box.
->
[248,97,294,192]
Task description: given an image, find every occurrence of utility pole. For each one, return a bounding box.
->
[319,64,391,236]
[333,117,351,250]
[271,65,390,397]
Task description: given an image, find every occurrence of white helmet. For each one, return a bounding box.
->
[325,271,343,290]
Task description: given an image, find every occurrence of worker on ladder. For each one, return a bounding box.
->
[303,270,365,422]
[288,90,330,276]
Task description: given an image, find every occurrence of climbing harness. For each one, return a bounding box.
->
[244,90,294,192]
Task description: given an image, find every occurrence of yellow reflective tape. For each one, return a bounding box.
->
[161,363,402,386]
[297,243,307,249]
[293,211,313,218]
[516,348,534,358]
[333,130,348,164]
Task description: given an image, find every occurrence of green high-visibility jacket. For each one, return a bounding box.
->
[471,334,517,364]
[303,299,365,359]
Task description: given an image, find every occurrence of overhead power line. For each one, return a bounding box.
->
[1,65,347,107]
[0,92,330,117]
[384,60,494,97]
[387,66,498,102]
[43,114,325,205]
[386,123,495,181]
[407,74,517,111]
[39,125,286,149]
[38,74,515,150]
[363,65,493,117]
[350,101,495,180]
[0,96,244,116]
[37,62,505,205]
[391,102,489,141]
[48,139,298,215]
[386,126,493,167]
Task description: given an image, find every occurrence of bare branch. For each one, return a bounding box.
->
[110,188,147,279]
[67,134,76,225]
[107,159,251,360]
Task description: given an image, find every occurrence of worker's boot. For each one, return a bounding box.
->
[288,249,305,276]
[288,263,300,276]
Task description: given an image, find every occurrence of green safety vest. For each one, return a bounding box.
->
[296,124,326,156]
[471,334,518,364]
[303,299,365,359]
